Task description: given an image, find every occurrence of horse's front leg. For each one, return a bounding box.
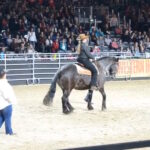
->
[99,87,106,111]
[84,90,94,110]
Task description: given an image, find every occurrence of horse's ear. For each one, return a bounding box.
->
[114,57,119,62]
[115,57,119,62]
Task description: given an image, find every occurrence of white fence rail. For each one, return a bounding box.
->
[0,52,148,85]
[0,53,77,85]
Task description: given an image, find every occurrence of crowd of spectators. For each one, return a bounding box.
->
[0,0,150,58]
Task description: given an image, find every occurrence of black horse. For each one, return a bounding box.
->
[43,56,119,114]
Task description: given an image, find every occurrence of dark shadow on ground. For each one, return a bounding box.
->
[62,140,150,150]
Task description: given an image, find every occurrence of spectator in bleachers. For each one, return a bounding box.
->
[6,34,13,48]
[59,38,67,52]
[27,27,37,49]
[51,38,59,53]
[27,43,35,54]
[0,0,149,57]
[1,31,7,46]
[20,41,28,53]
[110,38,119,51]
[92,45,100,56]
[0,47,5,60]
[115,25,122,35]
[139,41,145,53]
[9,38,19,53]
[104,34,112,46]
[38,31,46,53]
[145,37,150,51]
[109,14,119,31]
[133,42,141,57]
[102,23,111,35]
[45,35,53,53]
[121,29,130,43]
[90,32,98,46]
[67,36,76,52]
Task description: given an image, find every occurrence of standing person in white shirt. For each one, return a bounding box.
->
[28,28,37,49]
[0,69,17,135]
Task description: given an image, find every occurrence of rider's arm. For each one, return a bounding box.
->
[82,44,94,60]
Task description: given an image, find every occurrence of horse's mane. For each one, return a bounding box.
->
[96,56,119,62]
[96,56,114,61]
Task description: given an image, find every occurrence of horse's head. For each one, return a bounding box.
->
[97,57,119,79]
[108,57,119,79]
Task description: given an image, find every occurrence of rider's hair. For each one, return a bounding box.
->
[76,40,81,54]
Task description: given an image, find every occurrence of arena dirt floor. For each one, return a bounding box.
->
[0,80,150,150]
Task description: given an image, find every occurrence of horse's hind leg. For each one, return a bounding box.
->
[67,101,74,112]
[62,90,72,114]
[99,87,106,111]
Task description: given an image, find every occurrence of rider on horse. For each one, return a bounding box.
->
[77,34,98,90]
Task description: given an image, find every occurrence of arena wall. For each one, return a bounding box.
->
[117,59,150,78]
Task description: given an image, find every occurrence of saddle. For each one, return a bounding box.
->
[75,63,91,75]
[75,62,100,76]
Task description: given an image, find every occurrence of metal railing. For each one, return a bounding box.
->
[0,52,149,85]
[0,53,77,85]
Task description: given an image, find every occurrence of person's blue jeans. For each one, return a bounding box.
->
[0,105,13,135]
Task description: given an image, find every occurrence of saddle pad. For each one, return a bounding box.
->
[75,64,91,76]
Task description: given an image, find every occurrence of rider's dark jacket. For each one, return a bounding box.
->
[77,42,97,87]
[77,43,94,60]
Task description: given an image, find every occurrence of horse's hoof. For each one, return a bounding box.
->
[43,100,49,106]
[43,100,52,106]
[88,105,94,110]
[69,107,74,112]
[102,107,107,111]
[63,109,71,114]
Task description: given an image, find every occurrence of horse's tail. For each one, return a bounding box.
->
[43,70,60,106]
